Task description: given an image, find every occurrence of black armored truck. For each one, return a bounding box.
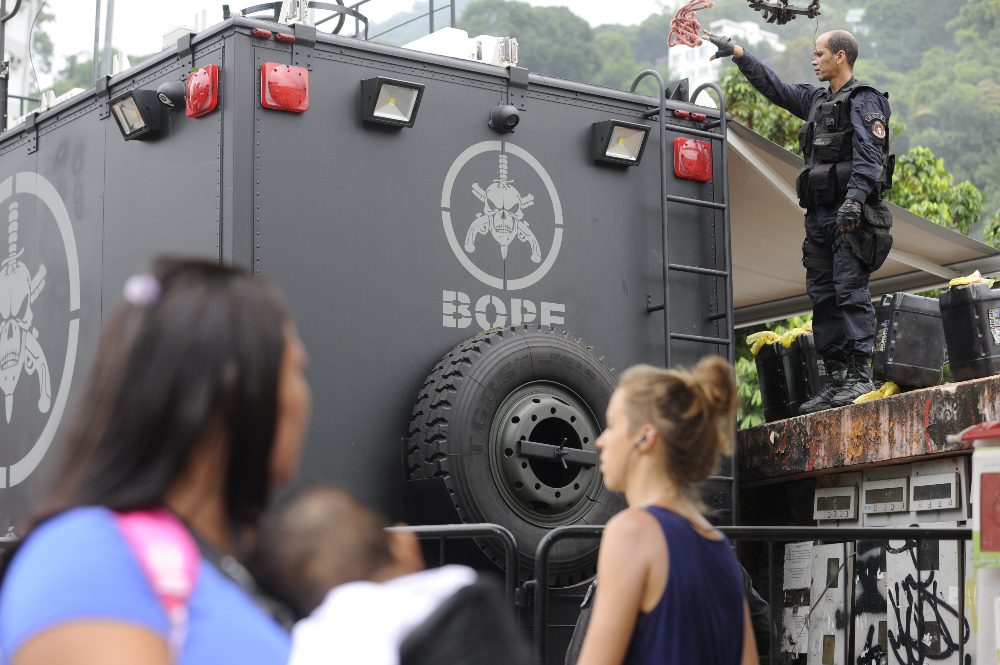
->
[0,0,735,619]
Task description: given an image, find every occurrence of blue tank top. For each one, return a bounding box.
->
[623,506,745,665]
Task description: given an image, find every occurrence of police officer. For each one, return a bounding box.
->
[706,29,893,413]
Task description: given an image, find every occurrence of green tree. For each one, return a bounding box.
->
[719,67,800,151]
[459,0,601,83]
[885,146,984,236]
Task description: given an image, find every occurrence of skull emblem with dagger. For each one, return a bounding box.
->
[464,153,542,263]
[0,201,50,424]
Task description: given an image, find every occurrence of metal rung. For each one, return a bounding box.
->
[667,194,727,211]
[708,311,728,321]
[670,333,731,345]
[647,303,664,313]
[669,263,728,277]
[706,476,734,483]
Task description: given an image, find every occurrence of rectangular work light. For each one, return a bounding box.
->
[361,77,425,128]
[592,120,650,166]
[110,89,161,141]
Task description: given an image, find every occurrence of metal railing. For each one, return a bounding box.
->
[387,523,519,610]
[531,524,973,665]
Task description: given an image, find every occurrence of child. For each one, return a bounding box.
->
[253,487,529,665]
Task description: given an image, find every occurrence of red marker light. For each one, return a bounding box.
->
[691,112,707,121]
[673,109,690,119]
[674,138,712,182]
[261,63,309,112]
[186,65,219,118]
[251,28,272,39]
[274,33,295,43]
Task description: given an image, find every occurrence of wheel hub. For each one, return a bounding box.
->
[490,382,601,526]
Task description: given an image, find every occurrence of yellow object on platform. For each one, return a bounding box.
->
[950,270,986,286]
[781,327,810,348]
[747,331,781,355]
[853,381,901,404]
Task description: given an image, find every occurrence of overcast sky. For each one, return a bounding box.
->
[36,0,668,88]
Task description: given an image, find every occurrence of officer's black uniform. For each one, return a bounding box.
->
[732,49,892,409]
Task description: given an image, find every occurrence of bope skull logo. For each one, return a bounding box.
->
[441,141,563,292]
[0,203,50,424]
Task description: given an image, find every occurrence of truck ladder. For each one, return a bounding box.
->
[630,73,737,524]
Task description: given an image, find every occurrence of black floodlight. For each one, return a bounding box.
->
[489,104,519,134]
[110,89,162,140]
[156,80,186,109]
[592,120,650,166]
[361,77,425,128]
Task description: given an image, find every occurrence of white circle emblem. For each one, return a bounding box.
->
[441,141,563,291]
[0,172,80,487]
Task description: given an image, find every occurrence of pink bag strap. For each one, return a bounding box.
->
[114,508,200,661]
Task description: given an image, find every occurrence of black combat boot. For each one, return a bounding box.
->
[798,359,847,415]
[828,355,876,408]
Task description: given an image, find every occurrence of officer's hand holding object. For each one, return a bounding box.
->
[838,200,862,233]
[706,32,737,61]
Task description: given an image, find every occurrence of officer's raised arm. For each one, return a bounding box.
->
[705,30,818,120]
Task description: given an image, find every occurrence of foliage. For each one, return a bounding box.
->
[719,68,800,151]
[884,146,984,236]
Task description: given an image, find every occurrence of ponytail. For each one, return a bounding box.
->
[617,356,738,490]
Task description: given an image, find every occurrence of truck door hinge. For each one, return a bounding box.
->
[293,23,316,71]
[23,111,37,154]
[507,66,529,112]
[177,33,197,77]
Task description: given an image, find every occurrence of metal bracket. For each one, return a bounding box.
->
[293,23,316,70]
[517,439,598,469]
[95,74,111,119]
[507,65,529,112]
[23,110,36,154]
[176,33,196,77]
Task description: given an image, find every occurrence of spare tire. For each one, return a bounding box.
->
[405,325,625,585]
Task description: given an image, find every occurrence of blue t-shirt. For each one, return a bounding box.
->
[0,506,290,664]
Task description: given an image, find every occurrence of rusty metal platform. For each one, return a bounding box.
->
[737,375,1000,485]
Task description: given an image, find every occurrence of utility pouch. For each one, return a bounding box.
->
[835,160,853,190]
[795,167,812,208]
[813,133,852,163]
[839,200,893,271]
[821,100,847,131]
[798,123,813,160]
[808,163,838,206]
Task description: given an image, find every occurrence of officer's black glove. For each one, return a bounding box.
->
[708,33,736,59]
[838,199,862,233]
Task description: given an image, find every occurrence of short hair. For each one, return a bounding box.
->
[252,487,394,618]
[825,30,858,67]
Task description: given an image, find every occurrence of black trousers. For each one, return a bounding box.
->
[802,202,876,359]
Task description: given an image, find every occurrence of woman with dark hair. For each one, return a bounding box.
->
[0,258,310,665]
[577,357,755,665]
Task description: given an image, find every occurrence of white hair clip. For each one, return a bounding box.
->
[123,273,161,307]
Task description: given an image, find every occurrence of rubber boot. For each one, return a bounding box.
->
[798,359,847,415]
[828,356,876,408]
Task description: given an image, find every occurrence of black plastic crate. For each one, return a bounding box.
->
[940,282,1000,381]
[872,292,944,388]
[779,333,826,416]
[756,341,790,423]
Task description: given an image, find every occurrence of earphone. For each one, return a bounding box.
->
[633,436,645,447]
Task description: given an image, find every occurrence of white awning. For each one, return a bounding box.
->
[728,121,1000,327]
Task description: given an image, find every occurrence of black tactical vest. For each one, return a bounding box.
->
[794,79,893,209]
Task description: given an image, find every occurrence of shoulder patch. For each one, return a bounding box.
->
[871,121,886,139]
[863,112,887,124]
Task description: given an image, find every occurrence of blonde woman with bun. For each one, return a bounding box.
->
[577,356,756,665]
